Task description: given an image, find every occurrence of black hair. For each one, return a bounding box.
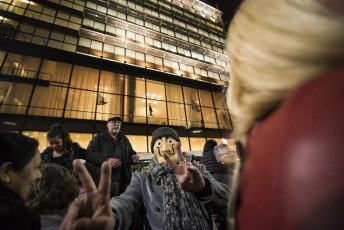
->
[0,132,39,172]
[47,124,73,153]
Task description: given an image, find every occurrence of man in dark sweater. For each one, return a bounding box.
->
[86,117,139,197]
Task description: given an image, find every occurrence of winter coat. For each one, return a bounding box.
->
[41,142,86,172]
[0,184,41,230]
[110,164,229,230]
[86,131,136,196]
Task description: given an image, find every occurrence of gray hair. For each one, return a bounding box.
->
[214,143,229,163]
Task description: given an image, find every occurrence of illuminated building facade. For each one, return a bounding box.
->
[0,0,233,153]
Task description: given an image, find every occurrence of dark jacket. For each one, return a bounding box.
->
[86,131,136,196]
[0,184,41,230]
[41,142,86,172]
[110,164,228,230]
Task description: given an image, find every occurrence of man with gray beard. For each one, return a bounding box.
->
[86,117,139,197]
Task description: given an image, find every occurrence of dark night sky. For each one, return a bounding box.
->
[200,0,243,32]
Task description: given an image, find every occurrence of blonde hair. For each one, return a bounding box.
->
[226,0,344,142]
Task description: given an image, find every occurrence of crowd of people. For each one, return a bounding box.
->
[1,0,343,229]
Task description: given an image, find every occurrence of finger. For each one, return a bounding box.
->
[73,159,96,194]
[163,152,177,170]
[72,216,114,230]
[60,201,80,230]
[97,161,112,195]
[175,142,184,163]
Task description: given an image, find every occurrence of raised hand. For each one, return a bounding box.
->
[163,142,205,193]
[132,154,140,164]
[60,160,115,230]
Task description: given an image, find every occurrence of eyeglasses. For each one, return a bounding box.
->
[109,121,121,124]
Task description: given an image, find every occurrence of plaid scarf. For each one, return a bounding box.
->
[148,157,211,230]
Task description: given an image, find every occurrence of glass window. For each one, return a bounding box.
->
[165,83,183,103]
[38,60,72,83]
[180,137,190,151]
[124,96,146,124]
[189,137,205,151]
[147,99,167,125]
[99,71,124,94]
[1,53,41,79]
[28,85,67,117]
[185,104,202,128]
[96,93,123,121]
[127,135,147,153]
[69,133,93,149]
[0,81,32,115]
[64,88,96,120]
[124,75,145,97]
[146,80,165,101]
[70,65,99,90]
[183,87,199,105]
[202,107,218,129]
[216,109,232,129]
[167,102,186,127]
[212,92,227,109]
[198,89,214,107]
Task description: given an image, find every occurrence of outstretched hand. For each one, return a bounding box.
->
[163,142,205,193]
[60,160,115,230]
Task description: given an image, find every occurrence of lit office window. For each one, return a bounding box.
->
[167,102,186,127]
[212,92,227,109]
[185,105,202,128]
[64,88,96,120]
[38,60,72,83]
[0,81,32,115]
[124,75,145,97]
[216,109,232,129]
[146,80,165,101]
[147,99,167,125]
[1,53,41,79]
[70,65,99,90]
[28,85,67,117]
[202,107,218,129]
[99,71,124,94]
[124,96,146,124]
[95,93,123,121]
[189,137,206,151]
[165,83,183,103]
[198,90,214,107]
[126,135,148,153]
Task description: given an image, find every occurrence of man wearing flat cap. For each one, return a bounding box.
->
[109,127,228,229]
[86,116,139,197]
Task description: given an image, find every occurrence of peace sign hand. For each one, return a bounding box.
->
[163,142,205,193]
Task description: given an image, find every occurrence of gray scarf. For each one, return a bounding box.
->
[148,157,211,230]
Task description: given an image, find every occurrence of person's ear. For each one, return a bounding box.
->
[0,162,13,183]
[218,154,224,162]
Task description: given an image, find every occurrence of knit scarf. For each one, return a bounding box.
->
[148,157,211,230]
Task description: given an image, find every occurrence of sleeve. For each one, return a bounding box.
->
[196,164,229,216]
[86,135,106,167]
[41,148,50,163]
[74,142,86,160]
[110,173,143,230]
[126,137,137,165]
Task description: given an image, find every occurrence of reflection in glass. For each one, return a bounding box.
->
[189,137,206,151]
[0,81,32,114]
[147,99,167,125]
[64,88,96,120]
[96,93,123,121]
[99,71,124,94]
[124,96,146,124]
[216,109,232,129]
[202,107,218,129]
[165,83,183,103]
[183,86,199,105]
[124,75,145,97]
[70,65,99,90]
[28,85,67,117]
[212,91,227,109]
[1,53,41,79]
[39,60,72,83]
[127,135,147,153]
[185,104,202,128]
[198,89,214,107]
[167,102,186,127]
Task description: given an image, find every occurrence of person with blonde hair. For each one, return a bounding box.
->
[226,0,344,229]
